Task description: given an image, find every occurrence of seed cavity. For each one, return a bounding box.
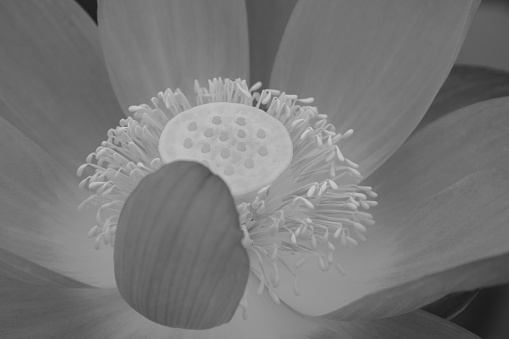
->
[183,138,193,149]
[220,131,229,142]
[237,142,246,152]
[221,148,230,159]
[238,129,246,138]
[236,117,246,126]
[204,128,214,137]
[259,146,268,157]
[212,116,222,125]
[245,158,254,169]
[257,128,266,139]
[201,143,210,153]
[188,121,197,131]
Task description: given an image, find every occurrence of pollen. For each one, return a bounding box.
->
[77,77,377,318]
[158,102,293,200]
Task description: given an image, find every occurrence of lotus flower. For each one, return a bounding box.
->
[1,0,509,338]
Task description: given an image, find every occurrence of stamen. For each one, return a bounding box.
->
[77,77,377,318]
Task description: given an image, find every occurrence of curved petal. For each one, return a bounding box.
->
[0,116,115,288]
[274,169,509,317]
[326,251,509,321]
[417,65,509,131]
[115,162,249,329]
[315,310,479,338]
[0,0,123,176]
[245,0,298,86]
[98,0,249,109]
[368,96,509,223]
[270,0,479,178]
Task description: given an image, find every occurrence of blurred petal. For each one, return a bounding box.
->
[0,117,114,288]
[325,170,509,320]
[368,96,509,222]
[418,65,509,131]
[115,162,249,329]
[245,0,298,86]
[98,0,249,109]
[0,0,123,175]
[316,310,479,338]
[270,0,479,177]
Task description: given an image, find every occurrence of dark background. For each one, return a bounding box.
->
[73,0,509,337]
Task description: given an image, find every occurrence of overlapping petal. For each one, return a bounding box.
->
[0,116,115,288]
[417,65,509,130]
[0,0,123,176]
[270,0,479,178]
[244,0,298,86]
[98,0,249,110]
[115,162,249,329]
[315,310,480,338]
[325,170,509,319]
[274,97,509,316]
[0,269,479,339]
[369,96,509,221]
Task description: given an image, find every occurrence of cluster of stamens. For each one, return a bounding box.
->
[77,78,377,317]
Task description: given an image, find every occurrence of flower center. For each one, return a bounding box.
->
[158,102,293,202]
[77,77,377,320]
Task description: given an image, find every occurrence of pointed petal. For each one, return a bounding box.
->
[98,0,249,109]
[315,310,480,338]
[0,117,114,287]
[245,0,298,86]
[0,0,123,175]
[115,161,249,329]
[324,170,509,320]
[418,65,509,131]
[270,0,479,177]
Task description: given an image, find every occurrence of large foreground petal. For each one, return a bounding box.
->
[98,0,249,109]
[0,0,123,175]
[270,0,478,177]
[0,274,478,339]
[115,162,249,329]
[0,117,114,288]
